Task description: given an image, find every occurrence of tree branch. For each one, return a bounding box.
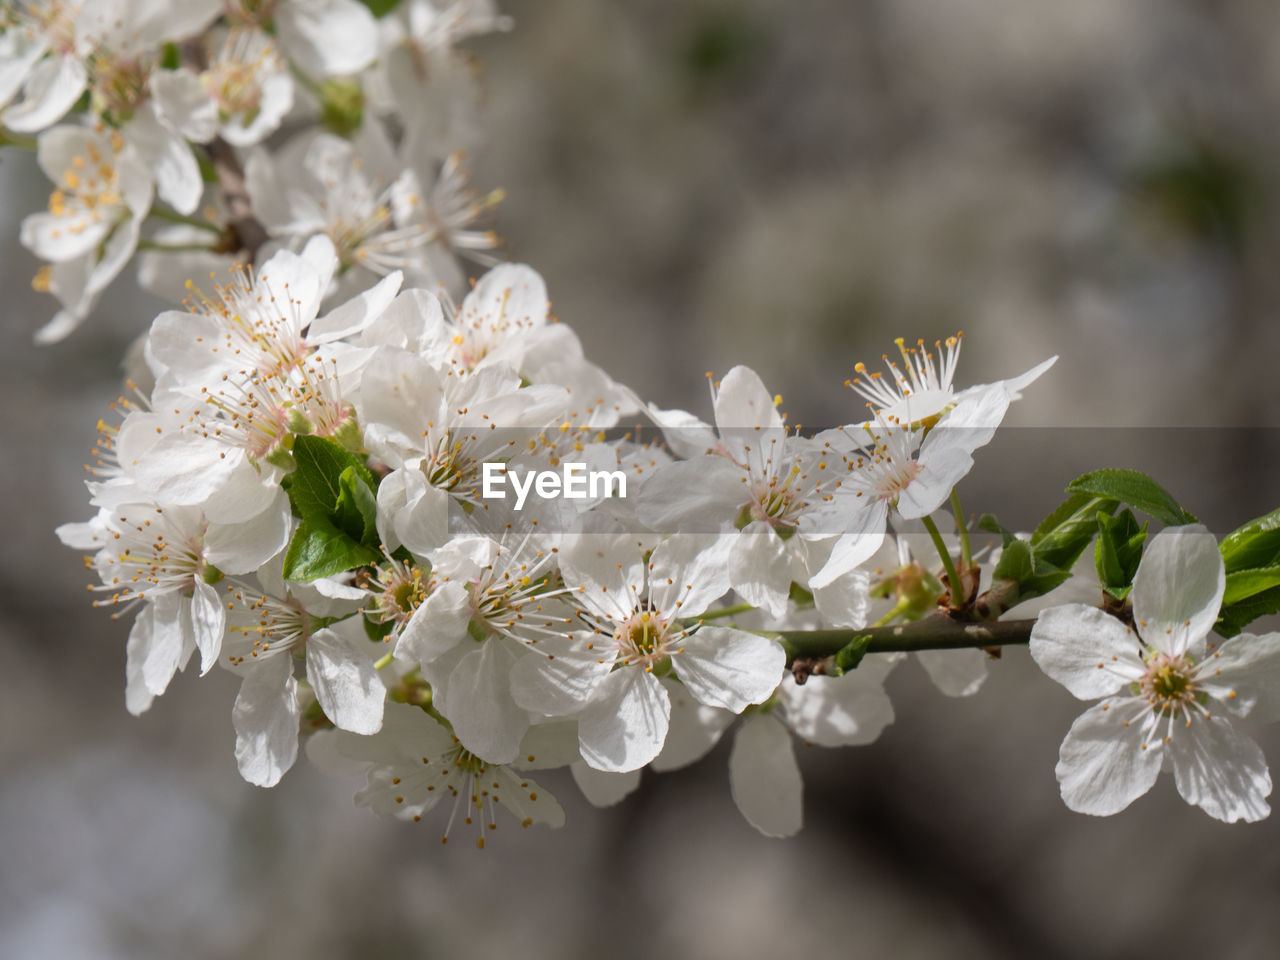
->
[778,616,1035,665]
[205,138,269,259]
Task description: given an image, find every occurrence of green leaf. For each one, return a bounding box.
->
[1030,493,1119,573]
[1066,469,1197,526]
[787,581,815,609]
[364,615,394,643]
[282,517,382,581]
[833,634,871,674]
[1222,566,1280,607]
[1220,508,1280,574]
[283,435,378,521]
[1217,586,1280,639]
[1095,509,1148,600]
[978,513,1016,549]
[357,0,403,16]
[991,539,1074,605]
[334,465,379,546]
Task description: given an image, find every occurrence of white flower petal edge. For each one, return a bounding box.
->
[1030,604,1143,700]
[1056,697,1163,817]
[729,713,803,838]
[1131,523,1224,657]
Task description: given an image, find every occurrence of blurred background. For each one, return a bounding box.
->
[4,0,1280,956]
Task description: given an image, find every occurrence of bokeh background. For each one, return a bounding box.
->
[4,1,1280,956]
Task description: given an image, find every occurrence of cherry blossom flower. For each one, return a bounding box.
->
[1031,524,1280,823]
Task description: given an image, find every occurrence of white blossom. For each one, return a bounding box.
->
[1031,524,1280,823]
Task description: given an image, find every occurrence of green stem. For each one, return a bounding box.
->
[290,63,324,97]
[136,239,220,254]
[870,597,912,628]
[374,651,395,671]
[149,206,223,234]
[922,513,963,604]
[778,616,1034,664]
[0,130,38,150]
[688,602,756,623]
[950,487,973,570]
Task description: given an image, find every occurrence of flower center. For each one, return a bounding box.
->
[616,609,677,668]
[1138,651,1199,717]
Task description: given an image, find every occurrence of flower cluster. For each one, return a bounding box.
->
[27,0,1280,843]
[58,243,1103,842]
[2,0,508,341]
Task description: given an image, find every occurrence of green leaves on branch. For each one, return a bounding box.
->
[1220,507,1280,571]
[985,468,1194,609]
[1095,509,1147,601]
[281,436,382,581]
[283,435,378,519]
[284,517,381,581]
[1217,507,1280,638]
[831,634,871,675]
[1066,468,1197,526]
[978,492,1118,613]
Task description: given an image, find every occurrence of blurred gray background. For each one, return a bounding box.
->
[4,1,1280,957]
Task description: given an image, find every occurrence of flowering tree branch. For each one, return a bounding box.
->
[205,137,269,258]
[778,616,1035,664]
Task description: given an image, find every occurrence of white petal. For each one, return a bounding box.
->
[492,767,566,829]
[1132,524,1224,657]
[436,640,527,764]
[0,31,47,108]
[578,668,670,773]
[310,270,402,342]
[514,720,583,770]
[460,263,548,334]
[675,625,785,712]
[651,675,734,772]
[558,532,647,622]
[1056,698,1162,817]
[651,534,735,617]
[203,494,291,574]
[124,610,157,716]
[133,432,242,507]
[509,632,611,716]
[275,0,379,77]
[1169,713,1271,823]
[189,579,226,675]
[20,210,109,262]
[200,458,279,524]
[124,104,202,215]
[714,365,783,432]
[806,502,888,589]
[394,481,449,557]
[570,762,641,808]
[139,594,189,697]
[305,627,384,734]
[233,654,300,787]
[4,55,86,133]
[1030,603,1144,699]
[396,579,469,665]
[150,67,219,142]
[810,567,871,628]
[916,648,988,697]
[729,525,795,619]
[783,660,896,747]
[1198,632,1280,721]
[729,714,803,838]
[633,455,744,531]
